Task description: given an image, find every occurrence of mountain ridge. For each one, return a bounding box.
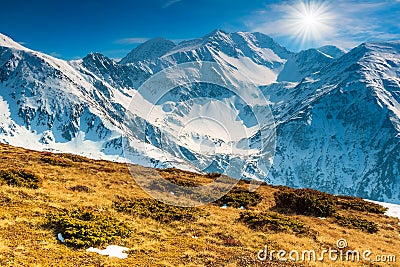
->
[120,37,176,64]
[0,31,399,203]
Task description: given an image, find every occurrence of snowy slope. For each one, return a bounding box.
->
[317,45,347,59]
[265,41,400,203]
[120,37,176,64]
[365,199,400,219]
[0,34,194,170]
[277,48,334,82]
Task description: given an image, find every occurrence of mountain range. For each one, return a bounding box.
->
[0,30,399,203]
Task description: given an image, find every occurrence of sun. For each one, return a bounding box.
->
[302,13,317,27]
[284,1,335,47]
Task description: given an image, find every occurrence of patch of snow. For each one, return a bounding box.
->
[217,52,279,85]
[364,200,400,220]
[86,245,130,259]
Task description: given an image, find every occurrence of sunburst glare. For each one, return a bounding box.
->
[283,1,336,48]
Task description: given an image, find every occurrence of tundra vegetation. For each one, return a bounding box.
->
[0,143,398,267]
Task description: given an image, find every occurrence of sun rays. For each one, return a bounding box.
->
[281,1,336,48]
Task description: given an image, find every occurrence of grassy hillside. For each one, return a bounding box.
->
[0,143,399,267]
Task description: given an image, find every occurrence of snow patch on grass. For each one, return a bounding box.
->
[86,245,129,259]
[365,199,400,219]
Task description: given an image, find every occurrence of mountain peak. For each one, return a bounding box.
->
[119,37,176,64]
[0,33,26,50]
[317,45,347,58]
[164,30,289,60]
[205,29,228,38]
[84,52,112,61]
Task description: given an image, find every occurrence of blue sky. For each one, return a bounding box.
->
[2,0,400,60]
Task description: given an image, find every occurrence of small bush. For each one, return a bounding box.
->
[165,177,198,187]
[336,196,387,214]
[223,236,242,247]
[0,169,40,189]
[335,215,379,234]
[69,185,93,193]
[113,197,208,223]
[60,153,91,163]
[214,189,262,208]
[0,193,11,206]
[206,172,221,178]
[274,188,336,217]
[239,211,305,233]
[44,208,131,248]
[41,155,71,167]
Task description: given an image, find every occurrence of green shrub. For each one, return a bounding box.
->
[60,153,91,163]
[274,188,336,217]
[69,185,93,193]
[336,196,387,214]
[206,172,221,178]
[335,215,379,234]
[44,208,131,248]
[274,188,386,217]
[165,177,198,187]
[0,193,11,206]
[113,197,208,223]
[239,211,305,233]
[0,169,40,189]
[214,189,262,208]
[41,155,72,167]
[222,236,242,247]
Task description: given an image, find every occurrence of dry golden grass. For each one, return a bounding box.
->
[0,143,399,266]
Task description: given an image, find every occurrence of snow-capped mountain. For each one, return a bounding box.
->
[263,41,400,202]
[0,32,191,169]
[0,30,399,203]
[317,45,347,59]
[120,37,176,64]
